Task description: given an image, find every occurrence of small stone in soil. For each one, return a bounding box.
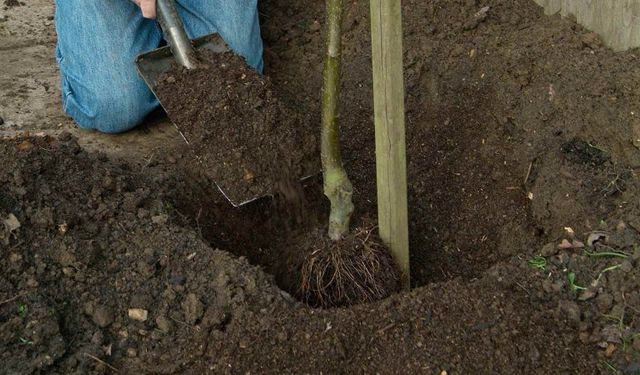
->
[92,305,114,328]
[156,316,172,333]
[91,331,104,345]
[540,242,557,256]
[152,214,168,225]
[3,213,20,232]
[579,288,598,301]
[558,300,581,323]
[182,293,204,325]
[128,308,149,322]
[604,344,616,358]
[601,325,623,343]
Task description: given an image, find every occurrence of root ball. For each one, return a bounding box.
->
[300,227,400,307]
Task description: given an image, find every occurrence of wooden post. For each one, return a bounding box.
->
[370,0,410,288]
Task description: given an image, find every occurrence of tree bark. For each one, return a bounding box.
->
[321,0,354,241]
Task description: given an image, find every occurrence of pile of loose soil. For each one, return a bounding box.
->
[154,50,318,206]
[0,135,296,374]
[0,134,618,374]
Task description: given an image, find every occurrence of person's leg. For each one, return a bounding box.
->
[176,0,264,72]
[54,0,161,133]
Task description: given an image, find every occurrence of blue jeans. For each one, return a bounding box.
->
[55,0,263,134]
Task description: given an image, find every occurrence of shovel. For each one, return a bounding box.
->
[134,0,263,207]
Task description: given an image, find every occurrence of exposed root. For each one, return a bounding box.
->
[300,226,400,307]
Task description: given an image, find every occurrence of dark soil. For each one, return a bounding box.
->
[562,138,611,166]
[0,135,295,374]
[260,0,640,288]
[154,50,318,206]
[0,135,609,374]
[3,0,640,373]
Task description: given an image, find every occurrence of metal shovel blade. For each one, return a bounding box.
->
[135,34,267,207]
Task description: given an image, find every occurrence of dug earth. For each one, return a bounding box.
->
[2,0,640,373]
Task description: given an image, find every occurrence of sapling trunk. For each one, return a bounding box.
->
[321,0,354,241]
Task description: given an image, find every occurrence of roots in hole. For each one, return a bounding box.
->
[300,226,400,308]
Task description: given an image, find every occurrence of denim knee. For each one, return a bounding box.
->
[62,81,158,134]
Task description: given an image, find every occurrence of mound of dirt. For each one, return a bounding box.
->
[0,135,294,374]
[0,135,613,374]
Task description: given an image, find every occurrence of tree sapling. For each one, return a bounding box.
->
[300,0,399,307]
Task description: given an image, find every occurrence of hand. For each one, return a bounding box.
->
[133,0,156,19]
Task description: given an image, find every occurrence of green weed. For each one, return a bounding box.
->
[18,337,33,346]
[597,264,622,282]
[601,361,618,372]
[568,272,587,292]
[584,249,629,259]
[17,304,26,317]
[527,256,547,271]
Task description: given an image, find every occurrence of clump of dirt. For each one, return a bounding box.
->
[300,226,400,307]
[154,50,318,206]
[562,138,610,166]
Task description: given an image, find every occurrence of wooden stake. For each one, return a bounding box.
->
[370,0,410,288]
